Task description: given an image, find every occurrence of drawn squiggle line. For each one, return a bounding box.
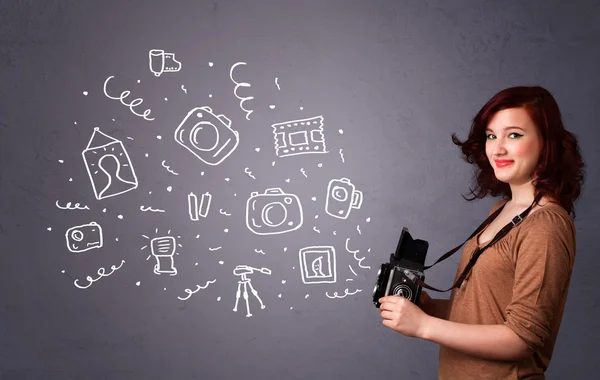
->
[181,85,187,94]
[127,137,134,140]
[74,260,125,289]
[313,226,321,234]
[275,77,281,90]
[348,265,358,277]
[346,278,354,282]
[325,288,363,299]
[255,249,265,255]
[244,167,256,179]
[161,160,179,175]
[357,225,361,235]
[178,279,216,300]
[209,246,222,251]
[103,75,154,121]
[300,168,307,178]
[56,200,90,210]
[345,238,371,269]
[140,206,165,213]
[219,209,231,216]
[229,62,254,120]
[339,149,345,163]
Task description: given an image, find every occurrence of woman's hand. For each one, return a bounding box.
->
[379,295,431,338]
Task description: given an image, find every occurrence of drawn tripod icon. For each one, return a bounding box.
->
[233,265,271,317]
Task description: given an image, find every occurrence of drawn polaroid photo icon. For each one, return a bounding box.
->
[299,246,337,284]
[272,116,326,158]
[65,222,103,253]
[82,127,138,200]
[149,49,182,77]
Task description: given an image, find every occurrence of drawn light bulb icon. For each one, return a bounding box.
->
[150,236,178,275]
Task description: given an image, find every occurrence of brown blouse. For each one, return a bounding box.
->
[438,199,576,380]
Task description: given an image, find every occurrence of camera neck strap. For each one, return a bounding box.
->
[416,194,542,293]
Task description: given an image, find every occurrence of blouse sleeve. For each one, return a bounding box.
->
[503,210,576,352]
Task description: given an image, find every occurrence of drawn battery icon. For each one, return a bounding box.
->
[188,192,212,221]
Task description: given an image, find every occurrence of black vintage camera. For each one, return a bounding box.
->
[372,227,429,308]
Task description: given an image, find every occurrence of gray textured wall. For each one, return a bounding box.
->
[1,1,598,379]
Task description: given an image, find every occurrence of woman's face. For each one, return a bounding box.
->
[485,107,543,186]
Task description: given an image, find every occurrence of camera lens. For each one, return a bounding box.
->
[332,186,348,202]
[190,122,219,151]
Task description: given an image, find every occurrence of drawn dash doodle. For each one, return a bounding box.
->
[74,260,125,289]
[140,206,165,213]
[244,167,256,179]
[229,62,254,120]
[161,160,179,175]
[177,279,216,301]
[56,200,90,211]
[219,209,232,216]
[345,237,370,269]
[325,288,362,299]
[103,75,154,121]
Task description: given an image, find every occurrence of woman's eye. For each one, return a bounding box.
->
[509,133,523,138]
[486,134,496,140]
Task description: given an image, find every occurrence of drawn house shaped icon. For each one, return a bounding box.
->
[82,127,138,200]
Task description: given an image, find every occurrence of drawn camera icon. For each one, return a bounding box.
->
[246,188,303,235]
[325,178,363,219]
[65,222,103,253]
[174,106,240,166]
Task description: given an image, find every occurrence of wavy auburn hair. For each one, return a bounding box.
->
[451,86,585,218]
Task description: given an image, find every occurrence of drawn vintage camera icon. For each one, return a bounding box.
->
[65,222,103,253]
[174,106,239,166]
[325,178,363,219]
[246,188,303,235]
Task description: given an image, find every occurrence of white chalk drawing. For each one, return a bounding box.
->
[74,260,125,289]
[275,77,281,90]
[161,160,179,175]
[209,246,222,251]
[346,279,354,282]
[229,62,254,120]
[82,127,138,200]
[56,200,90,211]
[177,279,216,301]
[174,106,239,166]
[140,205,165,213]
[349,265,358,277]
[103,76,154,121]
[149,49,182,77]
[313,226,321,234]
[339,148,345,163]
[325,178,362,219]
[272,116,326,157]
[299,246,337,284]
[233,265,272,317]
[244,167,256,179]
[254,249,265,255]
[188,192,212,220]
[141,229,181,276]
[325,288,362,299]
[246,188,303,235]
[357,225,362,235]
[300,168,307,178]
[219,209,231,216]
[65,222,103,253]
[181,85,187,94]
[345,238,370,269]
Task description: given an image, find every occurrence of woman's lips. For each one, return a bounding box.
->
[495,160,514,167]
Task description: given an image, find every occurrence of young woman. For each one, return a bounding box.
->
[378,86,585,379]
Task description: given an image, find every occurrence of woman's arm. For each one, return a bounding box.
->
[420,317,531,361]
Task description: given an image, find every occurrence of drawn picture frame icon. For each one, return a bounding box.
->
[299,246,337,284]
[174,106,240,166]
[246,188,303,235]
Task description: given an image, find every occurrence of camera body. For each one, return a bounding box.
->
[372,227,429,308]
[246,188,303,235]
